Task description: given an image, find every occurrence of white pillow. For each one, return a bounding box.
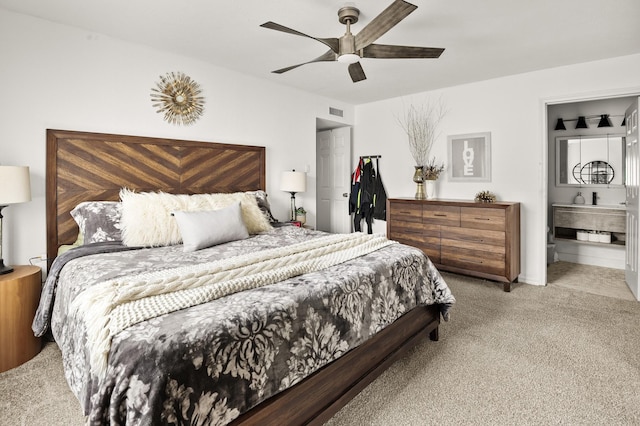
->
[119,189,271,247]
[173,203,249,252]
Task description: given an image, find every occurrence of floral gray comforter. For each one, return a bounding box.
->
[34,226,454,425]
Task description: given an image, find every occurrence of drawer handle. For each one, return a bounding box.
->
[434,214,447,217]
[475,217,490,221]
[462,258,484,264]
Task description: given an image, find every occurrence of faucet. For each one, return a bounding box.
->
[592,192,598,205]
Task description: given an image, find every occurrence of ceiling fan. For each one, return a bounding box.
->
[260,0,444,83]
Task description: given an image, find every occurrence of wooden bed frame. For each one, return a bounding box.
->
[45,129,440,425]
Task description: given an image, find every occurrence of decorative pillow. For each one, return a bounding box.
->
[248,190,279,223]
[173,202,249,252]
[70,201,122,244]
[119,189,272,247]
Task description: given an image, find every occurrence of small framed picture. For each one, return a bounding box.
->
[447,132,491,182]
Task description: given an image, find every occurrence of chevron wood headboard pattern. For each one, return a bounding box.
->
[46,129,266,266]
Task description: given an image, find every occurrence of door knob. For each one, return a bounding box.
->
[343,193,349,197]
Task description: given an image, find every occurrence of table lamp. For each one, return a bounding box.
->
[0,166,32,274]
[280,170,306,222]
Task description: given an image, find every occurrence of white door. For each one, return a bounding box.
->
[625,97,639,300]
[316,127,352,233]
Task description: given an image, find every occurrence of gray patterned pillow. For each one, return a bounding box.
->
[250,190,279,223]
[70,201,122,244]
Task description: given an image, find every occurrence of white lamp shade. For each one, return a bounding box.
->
[280,171,307,193]
[0,166,32,205]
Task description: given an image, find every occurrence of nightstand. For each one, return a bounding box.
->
[0,265,42,372]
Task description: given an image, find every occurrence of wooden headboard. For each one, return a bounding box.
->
[46,129,266,266]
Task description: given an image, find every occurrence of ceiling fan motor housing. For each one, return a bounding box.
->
[339,32,357,56]
[337,6,360,25]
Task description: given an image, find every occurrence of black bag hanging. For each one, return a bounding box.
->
[373,157,387,221]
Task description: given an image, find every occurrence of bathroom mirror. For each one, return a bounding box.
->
[556,135,625,187]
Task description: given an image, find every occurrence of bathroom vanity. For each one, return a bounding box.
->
[552,204,626,245]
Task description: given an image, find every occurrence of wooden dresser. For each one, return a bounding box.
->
[387,198,521,291]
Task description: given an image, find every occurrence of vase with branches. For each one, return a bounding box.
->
[397,98,446,198]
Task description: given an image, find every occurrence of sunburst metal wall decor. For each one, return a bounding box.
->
[151,72,205,125]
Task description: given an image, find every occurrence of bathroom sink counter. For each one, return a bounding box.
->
[552,203,627,210]
[552,204,626,246]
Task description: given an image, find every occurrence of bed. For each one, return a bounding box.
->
[34,129,454,425]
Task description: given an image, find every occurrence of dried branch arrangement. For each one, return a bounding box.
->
[396,98,446,167]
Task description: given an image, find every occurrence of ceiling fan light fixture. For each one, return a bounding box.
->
[338,53,360,64]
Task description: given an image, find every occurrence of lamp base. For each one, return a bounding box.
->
[0,259,13,275]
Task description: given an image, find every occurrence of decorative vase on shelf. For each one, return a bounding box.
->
[574,192,585,204]
[425,179,436,200]
[413,166,426,199]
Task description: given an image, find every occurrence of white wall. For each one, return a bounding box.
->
[0,9,354,270]
[354,54,640,285]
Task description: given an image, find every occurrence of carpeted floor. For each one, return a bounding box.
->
[1,272,638,425]
[547,261,635,301]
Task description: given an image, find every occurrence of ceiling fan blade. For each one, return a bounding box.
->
[260,21,339,53]
[348,62,367,83]
[355,0,417,51]
[272,49,337,74]
[362,44,444,59]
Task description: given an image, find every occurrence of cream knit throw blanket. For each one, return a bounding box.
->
[70,232,396,378]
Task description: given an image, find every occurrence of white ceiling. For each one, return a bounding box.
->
[2,0,640,105]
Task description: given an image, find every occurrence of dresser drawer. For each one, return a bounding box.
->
[460,207,505,231]
[388,202,422,223]
[441,246,506,276]
[389,222,440,263]
[441,226,505,247]
[441,236,506,255]
[423,206,460,226]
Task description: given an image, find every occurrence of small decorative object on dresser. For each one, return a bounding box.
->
[474,190,496,203]
[412,166,426,199]
[0,265,42,372]
[424,157,445,200]
[387,198,520,292]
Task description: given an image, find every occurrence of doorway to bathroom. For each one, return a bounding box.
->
[546,95,638,300]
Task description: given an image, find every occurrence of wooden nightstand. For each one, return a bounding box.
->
[0,265,42,373]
